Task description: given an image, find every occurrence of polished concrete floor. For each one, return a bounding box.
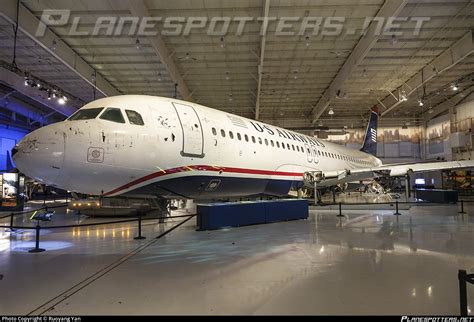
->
[1,197,474,315]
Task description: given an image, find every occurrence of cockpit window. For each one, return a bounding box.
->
[100,108,125,123]
[68,108,104,121]
[125,110,144,125]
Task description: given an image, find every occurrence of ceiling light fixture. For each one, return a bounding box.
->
[305,35,310,47]
[328,108,335,115]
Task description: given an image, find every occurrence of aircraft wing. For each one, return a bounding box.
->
[314,160,474,188]
[374,160,474,176]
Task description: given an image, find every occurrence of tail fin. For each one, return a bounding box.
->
[360,106,379,156]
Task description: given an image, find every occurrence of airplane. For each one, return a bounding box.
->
[11,95,474,202]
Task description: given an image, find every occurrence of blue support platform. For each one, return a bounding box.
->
[196,199,308,230]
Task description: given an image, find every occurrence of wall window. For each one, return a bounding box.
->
[212,128,217,135]
[252,136,256,143]
[264,138,268,146]
[221,129,226,137]
[237,133,241,140]
[245,134,249,142]
[229,131,234,139]
[258,137,262,144]
[276,142,280,148]
[271,140,274,147]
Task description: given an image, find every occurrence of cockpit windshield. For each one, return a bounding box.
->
[68,108,104,121]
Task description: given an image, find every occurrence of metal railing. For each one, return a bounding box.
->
[1,202,195,253]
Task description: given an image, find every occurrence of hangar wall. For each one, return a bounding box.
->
[324,96,474,163]
[0,125,28,171]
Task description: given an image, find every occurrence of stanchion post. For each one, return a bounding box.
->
[9,212,14,230]
[394,200,401,216]
[459,200,467,214]
[28,224,45,253]
[337,202,344,217]
[459,270,468,316]
[134,212,146,240]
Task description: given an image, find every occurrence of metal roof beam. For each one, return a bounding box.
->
[311,0,408,123]
[127,0,191,101]
[0,65,76,116]
[381,31,473,117]
[255,0,270,121]
[0,0,120,98]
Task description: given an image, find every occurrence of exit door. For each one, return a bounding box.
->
[172,102,205,158]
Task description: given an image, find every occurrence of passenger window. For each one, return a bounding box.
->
[245,134,249,142]
[276,142,280,148]
[237,133,241,140]
[318,150,321,156]
[252,136,256,143]
[265,138,268,146]
[292,145,295,151]
[125,110,144,125]
[221,129,226,137]
[271,140,274,147]
[287,143,290,149]
[229,131,234,139]
[212,128,217,135]
[100,108,125,123]
[282,143,285,149]
[258,137,262,144]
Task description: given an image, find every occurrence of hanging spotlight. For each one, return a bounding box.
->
[399,90,408,102]
[135,38,141,50]
[228,94,233,102]
[157,71,162,82]
[328,108,335,115]
[305,35,310,47]
[51,39,57,51]
[418,100,424,107]
[47,91,52,100]
[219,37,226,48]
[36,82,41,88]
[451,83,459,91]
[63,95,68,102]
[225,71,230,80]
[58,97,66,105]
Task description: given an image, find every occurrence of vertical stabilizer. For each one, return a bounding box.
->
[360,106,379,156]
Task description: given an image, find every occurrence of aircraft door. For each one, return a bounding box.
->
[172,102,205,158]
[312,146,319,164]
[305,144,312,163]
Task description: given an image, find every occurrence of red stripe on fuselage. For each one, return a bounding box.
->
[104,165,303,196]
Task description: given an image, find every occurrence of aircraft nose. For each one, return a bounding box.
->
[13,124,67,186]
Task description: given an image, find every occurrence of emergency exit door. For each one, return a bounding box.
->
[172,102,205,158]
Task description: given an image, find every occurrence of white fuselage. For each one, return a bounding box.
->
[13,95,382,199]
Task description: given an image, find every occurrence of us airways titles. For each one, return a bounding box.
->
[248,121,326,147]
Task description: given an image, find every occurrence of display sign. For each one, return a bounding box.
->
[0,172,24,210]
